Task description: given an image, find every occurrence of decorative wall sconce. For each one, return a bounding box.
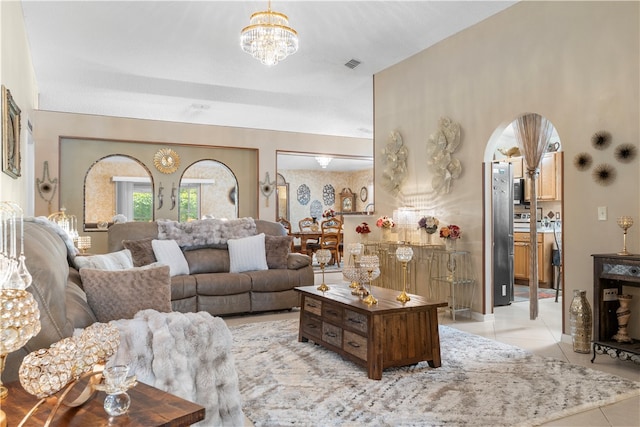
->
[170,183,177,211]
[36,161,58,214]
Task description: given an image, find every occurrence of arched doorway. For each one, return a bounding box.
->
[483,115,564,317]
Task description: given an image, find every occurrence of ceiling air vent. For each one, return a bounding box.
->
[344,59,361,69]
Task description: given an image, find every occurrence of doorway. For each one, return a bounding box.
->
[483,117,564,318]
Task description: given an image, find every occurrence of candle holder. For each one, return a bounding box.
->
[344,243,363,289]
[360,255,380,305]
[315,249,332,292]
[616,216,633,255]
[395,246,413,303]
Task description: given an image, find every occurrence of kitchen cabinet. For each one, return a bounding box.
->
[506,157,523,179]
[524,152,562,201]
[514,232,553,286]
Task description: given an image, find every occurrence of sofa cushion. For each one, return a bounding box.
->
[195,272,253,296]
[80,264,172,322]
[227,233,268,273]
[264,235,293,269]
[73,249,134,270]
[122,237,157,267]
[184,248,230,274]
[288,253,312,270]
[152,239,189,276]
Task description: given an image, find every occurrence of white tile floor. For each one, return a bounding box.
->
[225,272,640,427]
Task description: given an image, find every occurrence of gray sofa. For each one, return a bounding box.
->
[107,219,313,316]
[4,218,312,384]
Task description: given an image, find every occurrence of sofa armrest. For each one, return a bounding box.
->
[287,253,311,270]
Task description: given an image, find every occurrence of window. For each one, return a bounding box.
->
[180,184,200,222]
[113,177,153,222]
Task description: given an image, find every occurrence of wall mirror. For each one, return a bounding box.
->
[276,173,289,221]
[84,155,153,231]
[179,159,238,221]
[277,151,373,231]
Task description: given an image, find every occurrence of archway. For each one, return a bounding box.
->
[483,115,564,317]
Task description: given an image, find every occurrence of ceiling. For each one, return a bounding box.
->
[20,1,517,141]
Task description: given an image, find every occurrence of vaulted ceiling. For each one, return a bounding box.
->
[21,1,517,140]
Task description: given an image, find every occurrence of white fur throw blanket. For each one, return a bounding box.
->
[157,217,256,248]
[109,310,244,426]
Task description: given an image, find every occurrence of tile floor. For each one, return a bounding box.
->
[224,272,640,427]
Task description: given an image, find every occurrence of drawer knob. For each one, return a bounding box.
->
[347,341,361,348]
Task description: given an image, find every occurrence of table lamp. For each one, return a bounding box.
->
[396,246,414,303]
[0,202,41,426]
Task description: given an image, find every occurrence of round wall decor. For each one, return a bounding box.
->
[360,186,368,202]
[153,148,180,174]
[323,184,335,205]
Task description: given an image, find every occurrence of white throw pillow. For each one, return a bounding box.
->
[227,233,268,273]
[74,249,134,271]
[152,239,190,277]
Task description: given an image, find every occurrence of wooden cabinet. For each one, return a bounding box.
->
[506,157,524,179]
[514,232,552,286]
[523,152,562,201]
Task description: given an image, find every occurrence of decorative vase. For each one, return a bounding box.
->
[420,229,428,245]
[360,233,369,243]
[444,239,457,252]
[569,290,592,354]
[612,295,633,343]
[382,228,391,241]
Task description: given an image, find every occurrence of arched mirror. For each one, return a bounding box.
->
[276,173,289,221]
[84,155,154,230]
[179,159,238,221]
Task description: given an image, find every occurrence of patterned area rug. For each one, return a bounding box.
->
[514,285,559,302]
[229,319,639,427]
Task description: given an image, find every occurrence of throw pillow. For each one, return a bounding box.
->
[264,235,293,269]
[122,237,157,267]
[227,233,268,273]
[73,249,134,271]
[151,239,190,276]
[80,264,171,322]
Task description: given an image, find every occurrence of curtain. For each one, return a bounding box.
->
[512,114,553,320]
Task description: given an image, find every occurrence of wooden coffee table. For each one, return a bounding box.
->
[295,285,448,380]
[2,380,205,426]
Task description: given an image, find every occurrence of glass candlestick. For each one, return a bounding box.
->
[395,246,413,303]
[315,249,332,292]
[101,365,135,417]
[360,255,380,305]
[616,216,633,255]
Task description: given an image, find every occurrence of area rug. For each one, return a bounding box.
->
[229,319,639,427]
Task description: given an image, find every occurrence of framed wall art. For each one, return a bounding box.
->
[2,85,22,179]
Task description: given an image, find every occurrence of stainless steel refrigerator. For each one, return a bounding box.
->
[492,162,514,306]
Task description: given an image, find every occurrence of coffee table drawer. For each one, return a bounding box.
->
[301,313,322,339]
[322,301,343,324]
[344,309,368,334]
[304,296,322,316]
[343,330,367,361]
[322,322,342,347]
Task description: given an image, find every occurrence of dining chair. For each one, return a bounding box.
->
[277,217,298,253]
[298,217,321,255]
[320,218,342,266]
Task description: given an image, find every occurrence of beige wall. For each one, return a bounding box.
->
[0,2,38,209]
[374,1,639,335]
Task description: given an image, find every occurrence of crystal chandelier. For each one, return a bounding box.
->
[240,0,299,66]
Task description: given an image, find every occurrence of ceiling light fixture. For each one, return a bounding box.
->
[315,157,332,169]
[240,0,299,67]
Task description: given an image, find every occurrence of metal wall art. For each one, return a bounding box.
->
[381,130,408,195]
[426,116,462,194]
[323,184,335,206]
[297,184,310,205]
[2,85,21,178]
[37,161,58,212]
[260,172,276,207]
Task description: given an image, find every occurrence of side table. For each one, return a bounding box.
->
[2,380,205,426]
[429,249,476,320]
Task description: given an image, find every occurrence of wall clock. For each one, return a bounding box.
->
[153,148,180,174]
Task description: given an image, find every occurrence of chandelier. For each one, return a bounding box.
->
[315,157,332,169]
[240,0,299,66]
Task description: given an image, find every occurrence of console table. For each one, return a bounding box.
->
[295,285,447,380]
[430,250,476,321]
[591,254,640,364]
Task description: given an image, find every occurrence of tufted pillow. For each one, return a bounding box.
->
[227,233,268,273]
[122,237,157,267]
[264,235,293,269]
[73,249,133,271]
[80,264,171,323]
[151,239,190,277]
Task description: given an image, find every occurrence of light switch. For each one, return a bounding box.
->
[598,206,607,221]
